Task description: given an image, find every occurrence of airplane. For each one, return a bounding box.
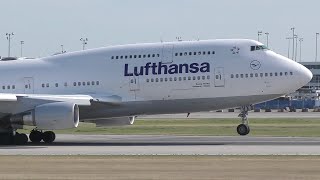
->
[0,39,312,145]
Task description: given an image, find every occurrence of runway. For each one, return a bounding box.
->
[2,134,320,155]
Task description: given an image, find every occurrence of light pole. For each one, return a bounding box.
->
[6,32,14,57]
[80,38,88,50]
[316,33,319,62]
[299,38,303,62]
[265,32,269,47]
[61,45,66,53]
[258,31,263,42]
[286,37,292,58]
[294,34,298,62]
[20,41,24,57]
[291,27,295,60]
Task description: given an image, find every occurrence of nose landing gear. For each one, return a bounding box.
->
[237,105,253,136]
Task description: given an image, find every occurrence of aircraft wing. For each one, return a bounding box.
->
[0,93,123,116]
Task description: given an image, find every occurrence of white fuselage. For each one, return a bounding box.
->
[0,39,312,120]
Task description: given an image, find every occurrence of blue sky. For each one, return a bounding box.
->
[0,0,319,61]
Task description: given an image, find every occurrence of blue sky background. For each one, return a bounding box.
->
[0,0,318,61]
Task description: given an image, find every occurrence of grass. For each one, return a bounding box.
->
[18,118,320,137]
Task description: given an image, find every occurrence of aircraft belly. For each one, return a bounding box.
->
[79,94,281,121]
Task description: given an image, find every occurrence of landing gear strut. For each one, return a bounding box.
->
[237,105,253,136]
[29,130,56,144]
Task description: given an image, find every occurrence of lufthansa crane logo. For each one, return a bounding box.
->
[250,60,261,70]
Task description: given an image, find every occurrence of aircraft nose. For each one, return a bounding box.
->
[298,64,313,86]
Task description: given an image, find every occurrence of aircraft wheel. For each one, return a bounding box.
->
[14,133,28,145]
[42,131,56,144]
[237,124,250,136]
[29,130,43,143]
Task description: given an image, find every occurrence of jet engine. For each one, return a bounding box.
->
[10,102,79,130]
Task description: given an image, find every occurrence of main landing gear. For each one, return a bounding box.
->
[29,130,56,143]
[237,105,253,136]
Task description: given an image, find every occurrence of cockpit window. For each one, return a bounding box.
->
[250,45,269,51]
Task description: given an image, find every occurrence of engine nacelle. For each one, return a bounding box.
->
[94,116,135,127]
[11,102,79,130]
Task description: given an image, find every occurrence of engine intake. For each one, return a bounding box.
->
[11,102,79,130]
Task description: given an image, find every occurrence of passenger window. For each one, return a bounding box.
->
[280,72,283,76]
[203,51,206,55]
[240,74,244,78]
[96,81,100,85]
[175,53,178,56]
[134,55,137,58]
[180,53,183,56]
[250,73,253,77]
[236,74,239,78]
[193,76,196,80]
[212,51,215,54]
[184,52,188,56]
[12,85,15,89]
[87,82,90,86]
[143,55,146,58]
[285,72,288,76]
[152,54,155,57]
[202,76,205,80]
[260,73,263,77]
[65,82,68,87]
[270,73,273,76]
[207,75,210,79]
[138,55,141,58]
[275,72,278,76]
[7,86,10,90]
[208,51,211,55]
[46,83,49,87]
[125,56,128,59]
[82,82,86,86]
[160,78,163,82]
[78,82,81,86]
[188,77,191,80]
[155,78,159,82]
[92,81,95,85]
[42,84,45,88]
[151,79,154,82]
[184,77,187,81]
[73,82,77,86]
[189,52,192,55]
[111,56,114,59]
[245,74,248,78]
[174,77,177,81]
[116,56,119,59]
[198,52,201,55]
[231,74,234,78]
[165,78,168,82]
[265,73,268,77]
[148,54,151,58]
[157,54,160,57]
[179,77,182,81]
[290,72,293,75]
[194,52,197,55]
[169,77,173,81]
[129,55,132,59]
[251,46,255,51]
[255,73,258,77]
[146,79,149,83]
[197,76,201,80]
[55,83,59,87]
[120,56,123,59]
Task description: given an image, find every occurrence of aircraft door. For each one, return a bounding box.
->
[129,76,140,91]
[161,44,174,64]
[24,77,34,94]
[214,67,225,87]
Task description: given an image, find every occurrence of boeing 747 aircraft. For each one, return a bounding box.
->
[0,39,312,144]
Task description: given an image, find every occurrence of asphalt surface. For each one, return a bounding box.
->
[2,134,320,155]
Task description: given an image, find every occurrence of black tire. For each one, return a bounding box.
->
[42,131,56,144]
[237,124,250,136]
[14,133,28,145]
[29,130,43,143]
